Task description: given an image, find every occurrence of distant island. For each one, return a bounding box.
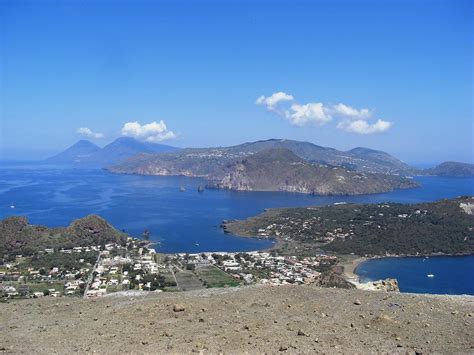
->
[46,138,473,194]
[107,139,419,196]
[425,161,474,177]
[222,196,474,256]
[46,137,179,167]
[108,138,418,176]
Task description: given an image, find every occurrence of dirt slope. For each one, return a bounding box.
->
[1,285,473,354]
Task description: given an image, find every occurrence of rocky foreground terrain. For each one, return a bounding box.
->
[1,285,472,354]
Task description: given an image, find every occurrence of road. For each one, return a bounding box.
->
[83,253,101,299]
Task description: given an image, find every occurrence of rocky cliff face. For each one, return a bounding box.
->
[207,148,418,196]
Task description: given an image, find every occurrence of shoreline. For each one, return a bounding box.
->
[339,253,474,294]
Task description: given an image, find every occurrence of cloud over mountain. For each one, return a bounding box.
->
[77,127,105,139]
[288,103,332,126]
[255,92,294,111]
[336,119,393,134]
[121,121,177,142]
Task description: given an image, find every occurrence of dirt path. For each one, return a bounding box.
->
[1,285,473,354]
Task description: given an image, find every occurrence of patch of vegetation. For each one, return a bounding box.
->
[225,197,474,256]
[0,215,128,261]
[27,252,98,272]
[195,266,240,288]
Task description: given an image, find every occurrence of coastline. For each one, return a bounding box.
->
[339,256,367,287]
[340,254,474,294]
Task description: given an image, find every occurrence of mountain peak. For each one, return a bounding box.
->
[46,140,101,163]
[46,137,179,167]
[73,139,100,147]
[348,147,385,155]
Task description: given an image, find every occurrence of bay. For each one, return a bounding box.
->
[356,255,474,295]
[0,164,473,255]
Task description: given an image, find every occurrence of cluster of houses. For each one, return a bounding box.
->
[0,247,100,299]
[171,251,336,286]
[85,244,163,298]
[0,243,129,299]
[2,235,338,300]
[254,217,353,243]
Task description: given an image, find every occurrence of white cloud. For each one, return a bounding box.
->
[255,92,294,111]
[287,103,332,126]
[331,103,372,119]
[77,127,105,139]
[121,120,177,142]
[256,92,392,134]
[337,119,393,134]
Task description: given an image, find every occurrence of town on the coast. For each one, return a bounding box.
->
[0,239,337,299]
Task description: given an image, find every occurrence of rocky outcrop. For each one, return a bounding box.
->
[371,279,400,292]
[460,199,474,215]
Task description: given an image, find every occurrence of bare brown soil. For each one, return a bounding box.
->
[1,285,473,354]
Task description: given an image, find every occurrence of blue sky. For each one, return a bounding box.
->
[1,0,472,164]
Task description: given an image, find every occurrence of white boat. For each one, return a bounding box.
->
[427,274,435,278]
[10,204,15,209]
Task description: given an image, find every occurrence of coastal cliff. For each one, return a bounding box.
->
[110,146,419,196]
[206,148,418,195]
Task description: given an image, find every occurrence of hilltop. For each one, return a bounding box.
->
[0,215,128,260]
[110,138,418,176]
[1,285,472,353]
[46,137,179,167]
[425,161,474,177]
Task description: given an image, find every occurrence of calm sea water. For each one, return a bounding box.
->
[0,163,473,293]
[356,256,474,295]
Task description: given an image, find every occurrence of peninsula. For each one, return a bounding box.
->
[222,196,474,257]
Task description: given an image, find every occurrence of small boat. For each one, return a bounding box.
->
[10,204,15,209]
[194,242,199,246]
[197,186,204,193]
[180,186,186,192]
[427,274,435,278]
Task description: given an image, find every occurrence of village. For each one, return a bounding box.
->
[1,236,338,299]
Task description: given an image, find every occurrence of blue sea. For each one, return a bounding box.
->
[356,256,474,295]
[0,163,473,294]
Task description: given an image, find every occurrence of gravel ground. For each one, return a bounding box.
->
[1,285,473,354]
